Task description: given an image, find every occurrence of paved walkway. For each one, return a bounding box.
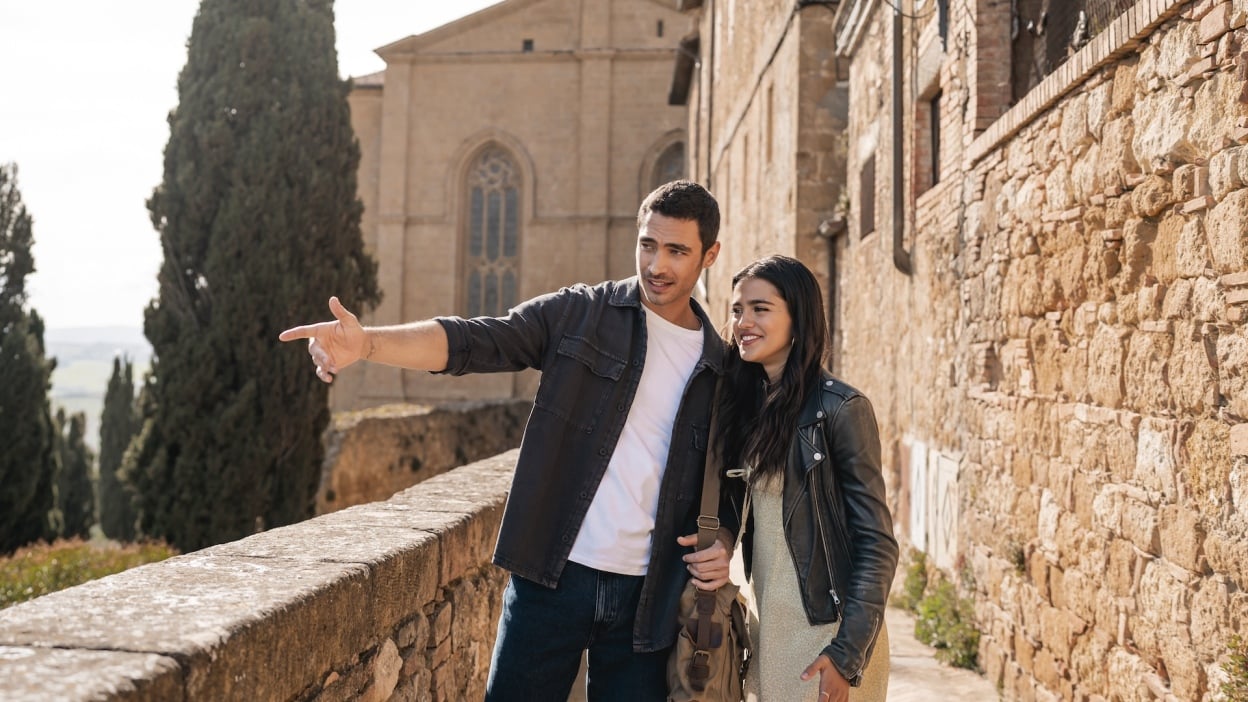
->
[885,605,998,701]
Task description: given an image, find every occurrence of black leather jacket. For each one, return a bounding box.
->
[726,372,899,685]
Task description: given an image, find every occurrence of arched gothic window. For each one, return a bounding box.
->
[651,141,686,191]
[464,147,521,317]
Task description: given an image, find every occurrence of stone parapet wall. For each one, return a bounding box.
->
[318,400,529,514]
[0,450,517,701]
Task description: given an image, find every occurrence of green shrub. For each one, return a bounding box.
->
[0,538,176,609]
[913,571,980,670]
[1223,635,1248,701]
[894,547,928,613]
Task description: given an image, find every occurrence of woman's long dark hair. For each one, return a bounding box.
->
[721,255,829,483]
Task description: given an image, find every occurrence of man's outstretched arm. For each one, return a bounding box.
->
[279,296,449,383]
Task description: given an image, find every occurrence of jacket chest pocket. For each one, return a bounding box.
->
[534,334,627,432]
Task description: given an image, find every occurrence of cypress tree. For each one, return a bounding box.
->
[52,408,96,540]
[98,356,139,541]
[128,0,379,551]
[0,163,57,554]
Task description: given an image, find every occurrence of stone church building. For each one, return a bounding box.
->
[331,0,694,411]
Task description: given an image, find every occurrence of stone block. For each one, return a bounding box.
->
[1173,164,1211,200]
[1106,538,1139,598]
[1210,145,1246,199]
[1100,118,1141,190]
[1133,175,1175,217]
[1232,423,1248,456]
[1159,631,1206,701]
[1190,577,1231,659]
[1135,418,1178,498]
[1174,218,1212,279]
[0,647,183,702]
[1217,330,1248,417]
[1158,502,1208,569]
[361,639,402,702]
[1200,2,1232,43]
[1121,497,1161,555]
[1088,326,1128,408]
[1204,530,1248,590]
[1123,328,1174,413]
[1168,322,1219,413]
[1132,91,1200,167]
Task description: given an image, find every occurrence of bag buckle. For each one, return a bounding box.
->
[697,515,720,530]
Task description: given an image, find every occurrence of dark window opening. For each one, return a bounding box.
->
[860,155,876,237]
[938,0,949,49]
[657,20,665,37]
[1011,0,1135,102]
[651,142,686,191]
[522,38,534,52]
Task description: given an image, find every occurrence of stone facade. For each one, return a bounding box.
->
[332,0,694,411]
[682,0,1248,699]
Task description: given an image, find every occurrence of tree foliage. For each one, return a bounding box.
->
[0,163,56,554]
[51,409,95,540]
[125,0,378,551]
[98,357,139,541]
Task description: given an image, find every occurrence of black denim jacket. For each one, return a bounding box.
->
[435,277,733,652]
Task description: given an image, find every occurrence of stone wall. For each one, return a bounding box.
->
[317,401,529,514]
[832,0,1248,700]
[0,451,517,701]
[686,0,1248,698]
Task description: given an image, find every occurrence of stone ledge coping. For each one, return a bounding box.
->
[0,449,519,702]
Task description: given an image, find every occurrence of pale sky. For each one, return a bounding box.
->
[0,1,501,330]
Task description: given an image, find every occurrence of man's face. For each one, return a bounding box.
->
[635,212,719,326]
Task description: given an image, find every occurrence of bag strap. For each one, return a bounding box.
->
[696,378,724,551]
[692,379,725,672]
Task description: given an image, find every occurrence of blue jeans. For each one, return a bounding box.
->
[484,561,669,701]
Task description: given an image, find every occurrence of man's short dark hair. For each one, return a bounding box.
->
[637,180,720,253]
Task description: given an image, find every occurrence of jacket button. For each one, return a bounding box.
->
[585,427,592,434]
[579,491,589,499]
[814,452,823,460]
[632,360,641,367]
[598,448,607,456]
[617,403,626,412]
[562,535,570,544]
[825,380,833,387]
[817,410,825,419]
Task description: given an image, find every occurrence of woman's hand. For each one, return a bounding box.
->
[800,653,849,702]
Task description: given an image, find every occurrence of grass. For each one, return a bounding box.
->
[0,538,177,610]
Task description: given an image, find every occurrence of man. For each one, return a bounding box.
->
[281,180,736,700]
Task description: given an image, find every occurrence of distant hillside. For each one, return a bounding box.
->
[46,327,151,452]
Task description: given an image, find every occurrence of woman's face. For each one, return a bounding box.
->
[731,276,793,383]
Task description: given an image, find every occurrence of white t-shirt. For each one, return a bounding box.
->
[568,305,705,575]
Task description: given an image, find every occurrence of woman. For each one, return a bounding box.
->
[720,255,899,702]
